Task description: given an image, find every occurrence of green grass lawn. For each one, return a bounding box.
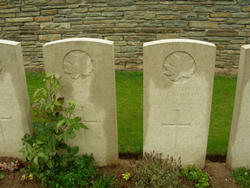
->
[25,71,237,156]
[208,75,237,156]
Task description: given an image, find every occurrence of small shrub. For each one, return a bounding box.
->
[43,154,96,187]
[181,165,210,188]
[20,73,114,187]
[232,167,250,188]
[133,152,186,188]
[92,172,115,188]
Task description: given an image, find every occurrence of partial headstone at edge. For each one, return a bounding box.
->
[0,39,32,158]
[226,44,250,169]
[143,39,216,168]
[43,38,118,166]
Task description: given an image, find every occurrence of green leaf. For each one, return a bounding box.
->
[33,156,39,166]
[63,134,68,142]
[46,72,51,77]
[66,119,71,126]
[36,140,44,145]
[48,135,56,149]
[57,120,65,129]
[57,97,64,105]
[0,173,4,179]
[74,117,81,122]
[47,160,53,169]
[50,104,55,112]
[70,146,79,155]
[33,88,43,98]
[80,123,88,129]
[37,153,47,158]
[54,101,61,106]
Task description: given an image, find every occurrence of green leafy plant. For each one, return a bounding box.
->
[133,152,186,188]
[0,172,4,179]
[44,154,96,188]
[232,167,250,188]
[92,172,116,188]
[181,165,210,188]
[20,73,114,187]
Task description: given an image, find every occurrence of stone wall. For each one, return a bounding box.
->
[0,0,249,70]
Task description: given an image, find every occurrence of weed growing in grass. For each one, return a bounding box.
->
[20,73,114,188]
[0,172,4,179]
[232,167,250,188]
[181,165,210,188]
[132,152,186,188]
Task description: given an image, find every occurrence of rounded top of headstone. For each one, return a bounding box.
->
[143,39,215,48]
[242,44,250,49]
[0,39,20,46]
[44,38,113,47]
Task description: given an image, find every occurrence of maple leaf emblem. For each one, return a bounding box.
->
[163,52,195,82]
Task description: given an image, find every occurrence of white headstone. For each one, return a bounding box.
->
[0,39,32,158]
[43,38,118,166]
[226,44,250,169]
[143,39,216,168]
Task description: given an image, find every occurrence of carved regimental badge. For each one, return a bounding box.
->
[63,50,93,80]
[163,51,195,82]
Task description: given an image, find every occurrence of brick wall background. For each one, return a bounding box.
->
[0,0,249,70]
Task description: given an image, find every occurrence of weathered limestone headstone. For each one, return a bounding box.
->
[43,38,118,166]
[226,45,250,169]
[0,39,32,158]
[143,39,216,168]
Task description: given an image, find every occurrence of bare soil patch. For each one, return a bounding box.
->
[204,160,241,188]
